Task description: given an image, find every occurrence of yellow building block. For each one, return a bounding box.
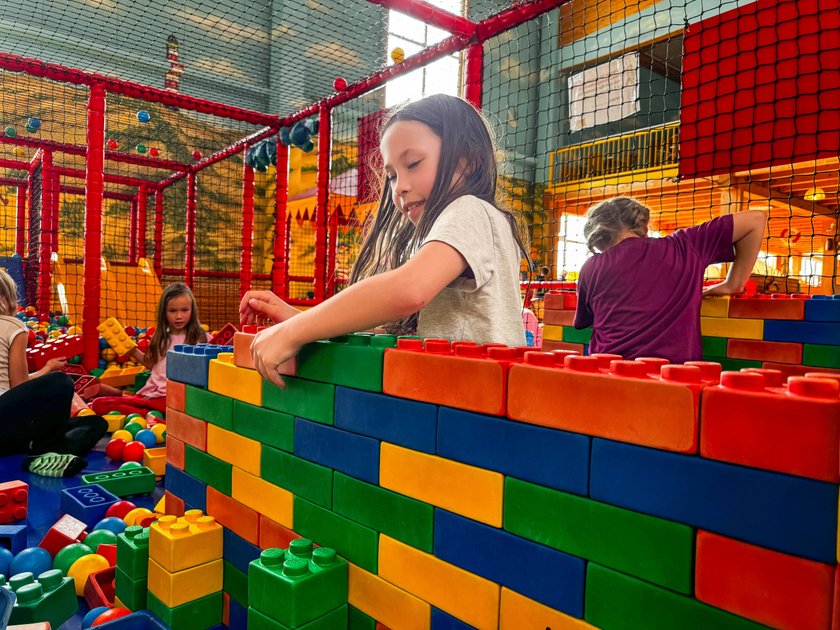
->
[100,365,145,388]
[143,447,167,477]
[380,443,503,527]
[500,588,596,629]
[149,510,223,573]
[208,353,262,406]
[114,595,127,609]
[543,324,563,342]
[148,557,223,608]
[348,564,430,630]
[102,412,125,433]
[379,535,500,630]
[231,467,294,529]
[700,297,730,318]
[97,317,138,356]
[206,424,261,476]
[700,316,764,340]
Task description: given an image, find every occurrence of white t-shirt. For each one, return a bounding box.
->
[0,315,27,395]
[417,195,526,347]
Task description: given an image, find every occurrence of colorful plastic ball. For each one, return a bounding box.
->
[26,117,41,130]
[151,423,167,444]
[136,110,151,123]
[82,528,118,550]
[333,77,347,92]
[68,553,110,595]
[77,408,96,417]
[105,500,137,520]
[125,414,146,426]
[93,608,132,625]
[83,606,111,628]
[111,429,132,442]
[25,124,37,134]
[105,438,126,460]
[93,517,127,535]
[147,410,164,420]
[123,507,154,526]
[149,147,159,157]
[192,150,202,160]
[136,144,148,154]
[53,542,94,575]
[100,347,117,362]
[122,441,146,462]
[137,337,150,352]
[391,47,405,63]
[0,547,13,576]
[13,146,24,156]
[123,422,142,438]
[106,138,119,150]
[120,461,143,470]
[9,546,52,577]
[134,429,157,448]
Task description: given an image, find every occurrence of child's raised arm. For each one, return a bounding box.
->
[703,210,767,296]
[7,334,66,388]
[239,290,301,326]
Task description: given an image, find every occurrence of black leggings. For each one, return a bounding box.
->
[0,373,107,456]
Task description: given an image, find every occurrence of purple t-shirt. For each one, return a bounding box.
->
[574,215,735,363]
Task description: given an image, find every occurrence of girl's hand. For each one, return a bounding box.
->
[702,280,743,297]
[43,357,67,372]
[239,290,293,327]
[251,321,302,388]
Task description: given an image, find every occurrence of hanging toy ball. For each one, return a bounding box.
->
[106,139,119,150]
[136,144,147,154]
[290,122,310,147]
[192,150,202,160]
[333,77,347,92]
[279,127,291,147]
[391,47,405,64]
[136,111,151,123]
[149,147,159,157]
[4,126,16,138]
[27,117,41,131]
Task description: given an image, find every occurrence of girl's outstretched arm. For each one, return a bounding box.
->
[251,241,468,386]
[239,290,301,326]
[703,210,767,296]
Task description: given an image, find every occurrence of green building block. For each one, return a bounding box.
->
[249,546,348,628]
[81,466,156,497]
[705,356,763,371]
[116,526,150,579]
[503,478,694,593]
[702,336,727,357]
[147,590,223,630]
[233,400,294,452]
[804,344,840,369]
[224,559,249,607]
[130,370,152,393]
[262,375,335,424]
[261,446,333,508]
[7,569,77,629]
[585,564,768,630]
[333,472,434,552]
[185,445,232,495]
[293,497,378,573]
[185,385,234,429]
[348,605,376,630]
[248,604,347,630]
[115,565,148,611]
[296,334,396,392]
[562,326,592,344]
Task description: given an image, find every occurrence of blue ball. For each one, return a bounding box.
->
[99,337,109,349]
[9,547,52,577]
[27,117,41,130]
[83,606,111,628]
[135,429,157,448]
[136,110,151,123]
[93,517,127,535]
[290,122,310,146]
[0,547,13,576]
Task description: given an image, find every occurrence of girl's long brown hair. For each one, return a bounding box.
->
[145,283,206,367]
[348,94,528,335]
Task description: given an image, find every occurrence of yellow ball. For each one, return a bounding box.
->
[66,325,81,334]
[77,408,96,417]
[151,424,167,443]
[101,348,117,361]
[127,417,147,429]
[67,554,110,596]
[391,47,405,64]
[123,507,154,526]
[112,429,133,442]
[49,329,61,339]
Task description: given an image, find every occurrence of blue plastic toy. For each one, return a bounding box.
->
[83,605,111,628]
[9,546,52,577]
[136,110,151,123]
[93,516,128,535]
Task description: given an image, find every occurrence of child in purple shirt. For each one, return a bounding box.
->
[573,197,766,363]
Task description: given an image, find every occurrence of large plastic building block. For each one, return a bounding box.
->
[231,468,293,531]
[147,590,223,630]
[499,588,595,630]
[260,515,302,551]
[38,514,86,556]
[164,490,185,517]
[589,438,838,563]
[507,354,704,453]
[61,484,119,525]
[7,568,77,629]
[82,467,156,498]
[115,564,148,611]
[380,442,504,527]
[247,604,347,630]
[543,290,577,311]
[167,380,186,412]
[0,481,28,524]
[293,497,378,573]
[209,323,238,346]
[261,446,333,509]
[143,447,167,477]
[348,605,376,630]
[223,528,261,576]
[84,610,171,628]
[699,296,730,317]
[541,324,562,342]
[765,320,840,345]
[700,373,840,481]
[206,424,261,476]
[432,607,483,629]
[164,465,207,512]
[379,534,500,630]
[206,486,260,546]
[702,335,728,357]
[98,318,138,356]
[248,545,348,628]
[184,445,232,494]
[695,530,833,630]
[228,594,249,630]
[333,387,437,454]
[262,375,335,424]
[167,437,186,471]
[762,361,840,382]
[83,565,116,608]
[100,365,145,388]
[382,339,511,416]
[296,333,397,392]
[223,559,249,608]
[700,316,763,339]
[166,344,233,388]
[208,353,262,406]
[347,564,430,630]
[437,406,589,495]
[26,334,84,371]
[149,510,223,573]
[434,509,585,616]
[543,309,575,326]
[232,327,296,375]
[184,385,234,429]
[233,400,294,452]
[116,526,150,578]
[0,524,28,554]
[560,326,592,344]
[73,374,102,401]
[805,295,840,322]
[166,409,208,450]
[591,566,764,630]
[726,338,802,363]
[503,477,693,593]
[294,419,380,484]
[541,339,584,353]
[148,556,223,608]
[728,295,805,320]
[804,343,840,369]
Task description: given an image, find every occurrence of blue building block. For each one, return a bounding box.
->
[93,610,171,628]
[227,594,248,630]
[334,387,437,454]
[165,344,232,388]
[431,607,475,629]
[436,407,589,496]
[0,524,27,554]
[60,484,119,525]
[294,418,380,484]
[590,439,838,563]
[223,528,260,575]
[764,320,840,345]
[805,295,840,322]
[164,464,207,512]
[433,510,585,617]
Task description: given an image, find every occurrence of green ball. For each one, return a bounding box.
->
[4,126,16,138]
[125,414,144,422]
[120,461,143,469]
[53,542,93,575]
[124,422,142,438]
[82,529,117,550]
[136,143,147,154]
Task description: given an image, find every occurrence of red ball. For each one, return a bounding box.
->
[137,338,150,352]
[105,439,126,460]
[105,500,137,520]
[192,151,202,160]
[106,139,119,150]
[124,326,137,337]
[146,326,156,337]
[122,441,146,462]
[93,608,132,626]
[149,148,159,157]
[333,77,347,92]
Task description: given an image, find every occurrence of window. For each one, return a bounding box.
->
[385,0,463,107]
[556,214,589,280]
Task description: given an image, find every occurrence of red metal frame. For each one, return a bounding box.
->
[185,172,197,288]
[240,158,255,298]
[15,184,26,256]
[366,0,475,37]
[128,198,138,264]
[137,185,148,259]
[465,43,484,109]
[272,142,290,299]
[37,150,54,314]
[153,190,164,277]
[313,107,331,301]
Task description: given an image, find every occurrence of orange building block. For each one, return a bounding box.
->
[727,339,802,364]
[500,588,596,630]
[763,362,840,382]
[508,353,704,452]
[729,295,805,320]
[543,309,576,326]
[700,373,840,481]
[164,491,185,517]
[696,530,833,630]
[259,515,302,550]
[383,339,515,416]
[205,486,259,545]
[233,327,295,375]
[167,381,186,412]
[541,340,584,353]
[165,409,207,451]
[543,291,576,310]
[166,436,185,471]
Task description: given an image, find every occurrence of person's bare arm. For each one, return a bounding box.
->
[704,210,767,296]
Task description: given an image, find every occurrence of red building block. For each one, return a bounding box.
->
[73,374,102,401]
[208,323,239,346]
[206,486,259,545]
[540,340,584,353]
[83,565,116,609]
[0,480,28,524]
[166,380,186,412]
[39,514,87,557]
[700,372,840,481]
[696,530,833,630]
[258,515,302,550]
[727,339,803,364]
[166,436,186,470]
[542,308,575,326]
[729,294,806,320]
[26,334,84,371]
[762,362,840,382]
[543,291,577,310]
[165,409,207,451]
[232,327,295,375]
[163,491,185,517]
